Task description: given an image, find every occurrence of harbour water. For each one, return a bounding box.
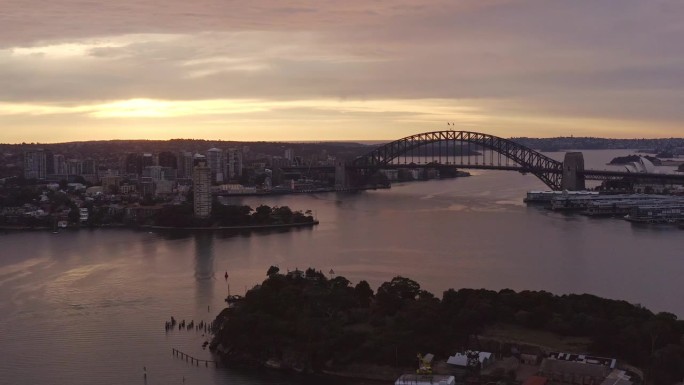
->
[1,150,683,385]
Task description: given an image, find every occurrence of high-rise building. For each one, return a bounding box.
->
[54,154,67,175]
[193,158,212,218]
[143,166,163,180]
[101,175,122,194]
[124,153,142,175]
[140,177,155,197]
[143,166,177,182]
[23,149,52,180]
[158,151,178,169]
[45,150,54,175]
[82,159,97,175]
[142,153,154,169]
[226,148,243,180]
[177,151,194,179]
[66,159,83,176]
[205,148,225,183]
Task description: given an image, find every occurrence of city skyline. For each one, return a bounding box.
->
[2,1,683,143]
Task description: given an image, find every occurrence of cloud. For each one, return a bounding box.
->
[0,0,683,141]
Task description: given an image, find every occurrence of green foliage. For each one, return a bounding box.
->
[156,204,194,227]
[154,202,314,227]
[267,265,280,277]
[354,280,374,308]
[68,203,80,223]
[211,201,252,226]
[252,205,272,224]
[213,272,684,383]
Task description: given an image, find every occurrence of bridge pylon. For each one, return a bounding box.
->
[561,152,586,191]
[335,161,347,188]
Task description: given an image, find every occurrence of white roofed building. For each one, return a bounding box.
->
[447,351,493,368]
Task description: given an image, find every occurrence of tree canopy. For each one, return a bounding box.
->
[212,269,684,384]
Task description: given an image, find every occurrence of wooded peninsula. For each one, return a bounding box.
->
[211,268,684,385]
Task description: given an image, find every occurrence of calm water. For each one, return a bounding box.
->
[1,150,683,385]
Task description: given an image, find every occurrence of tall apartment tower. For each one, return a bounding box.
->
[158,151,178,169]
[54,154,67,175]
[193,158,212,218]
[205,148,225,183]
[23,149,53,180]
[226,147,243,180]
[177,151,194,179]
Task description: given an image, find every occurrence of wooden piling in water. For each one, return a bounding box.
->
[172,348,219,368]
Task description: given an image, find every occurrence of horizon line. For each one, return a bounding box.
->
[3,135,684,146]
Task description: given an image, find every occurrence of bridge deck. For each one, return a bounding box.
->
[282,164,684,183]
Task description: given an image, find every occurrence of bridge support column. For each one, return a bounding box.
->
[335,161,347,188]
[561,152,585,191]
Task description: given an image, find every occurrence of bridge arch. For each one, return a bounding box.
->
[351,131,564,190]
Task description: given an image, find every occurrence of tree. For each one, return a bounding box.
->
[379,276,421,300]
[253,205,272,224]
[354,280,374,307]
[68,203,80,223]
[375,276,421,315]
[273,206,294,223]
[267,265,280,277]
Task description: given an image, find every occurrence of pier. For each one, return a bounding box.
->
[172,348,220,368]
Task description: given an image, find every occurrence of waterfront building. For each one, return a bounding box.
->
[79,208,89,223]
[193,158,212,218]
[379,169,399,181]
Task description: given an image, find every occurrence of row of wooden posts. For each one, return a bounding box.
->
[172,348,220,368]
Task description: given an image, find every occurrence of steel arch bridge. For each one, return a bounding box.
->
[351,130,565,190]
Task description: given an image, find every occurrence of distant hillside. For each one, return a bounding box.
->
[512,137,684,153]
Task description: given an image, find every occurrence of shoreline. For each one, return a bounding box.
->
[0,220,319,233]
[139,220,319,231]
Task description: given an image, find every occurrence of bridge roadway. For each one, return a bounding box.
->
[282,162,684,185]
[281,130,684,190]
[284,164,684,178]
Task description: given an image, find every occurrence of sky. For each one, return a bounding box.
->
[1,0,683,143]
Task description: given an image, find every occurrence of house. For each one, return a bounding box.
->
[286,269,305,279]
[600,369,633,385]
[539,358,610,385]
[520,353,539,365]
[79,208,89,222]
[447,351,493,368]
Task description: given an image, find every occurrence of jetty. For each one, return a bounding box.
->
[172,348,220,368]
